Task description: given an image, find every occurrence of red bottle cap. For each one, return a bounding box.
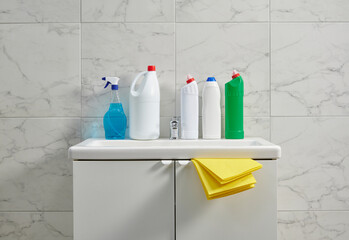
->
[186,74,195,84]
[232,70,240,79]
[148,65,156,71]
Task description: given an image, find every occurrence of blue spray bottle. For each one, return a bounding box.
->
[102,77,127,140]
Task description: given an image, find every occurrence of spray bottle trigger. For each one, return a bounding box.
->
[102,77,110,89]
[104,81,111,88]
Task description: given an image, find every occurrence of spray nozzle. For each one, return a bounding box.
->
[102,77,120,90]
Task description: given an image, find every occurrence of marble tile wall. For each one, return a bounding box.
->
[0,0,348,239]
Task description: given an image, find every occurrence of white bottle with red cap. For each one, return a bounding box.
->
[181,74,199,139]
[129,65,160,140]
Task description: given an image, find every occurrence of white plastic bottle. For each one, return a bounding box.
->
[202,77,221,139]
[129,65,160,140]
[181,74,199,139]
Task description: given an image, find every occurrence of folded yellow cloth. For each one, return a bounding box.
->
[192,158,262,200]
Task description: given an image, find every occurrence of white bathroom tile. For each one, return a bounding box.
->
[226,117,270,139]
[271,0,349,22]
[0,0,80,23]
[176,23,269,117]
[82,0,174,22]
[272,117,349,210]
[244,117,270,140]
[82,23,175,117]
[0,24,81,117]
[176,0,269,22]
[271,23,349,116]
[82,118,105,140]
[0,118,80,211]
[222,117,270,139]
[278,211,349,240]
[0,212,73,240]
[160,117,172,138]
[82,117,172,139]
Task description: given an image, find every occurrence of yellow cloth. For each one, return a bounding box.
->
[192,158,262,200]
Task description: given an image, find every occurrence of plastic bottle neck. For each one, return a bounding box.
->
[111,88,121,104]
[147,71,157,77]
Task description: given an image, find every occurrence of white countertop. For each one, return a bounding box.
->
[69,138,281,160]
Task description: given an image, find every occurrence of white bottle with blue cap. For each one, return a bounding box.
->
[102,77,127,140]
[202,77,221,139]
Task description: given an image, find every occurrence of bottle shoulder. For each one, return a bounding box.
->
[181,81,198,94]
[225,78,244,96]
[203,82,220,94]
[131,74,160,99]
[203,81,219,89]
[226,78,244,87]
[144,72,159,85]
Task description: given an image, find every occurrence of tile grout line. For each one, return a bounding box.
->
[80,0,83,139]
[174,7,177,240]
[174,12,177,118]
[80,0,82,23]
[277,210,349,212]
[0,21,261,24]
[2,21,349,24]
[2,210,349,213]
[269,0,272,142]
[0,117,82,119]
[0,210,73,213]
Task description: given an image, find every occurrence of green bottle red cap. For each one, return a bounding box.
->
[225,70,244,139]
[232,70,240,79]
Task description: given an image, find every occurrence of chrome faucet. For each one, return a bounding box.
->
[170,117,179,140]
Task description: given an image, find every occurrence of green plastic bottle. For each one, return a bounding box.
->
[225,70,244,139]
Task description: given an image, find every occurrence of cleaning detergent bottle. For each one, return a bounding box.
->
[202,77,221,139]
[225,70,244,139]
[102,77,127,140]
[129,65,160,140]
[181,74,199,139]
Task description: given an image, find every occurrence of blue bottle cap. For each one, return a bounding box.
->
[207,77,216,82]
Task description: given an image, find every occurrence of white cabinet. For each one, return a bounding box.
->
[176,160,277,240]
[74,161,174,240]
[74,160,277,240]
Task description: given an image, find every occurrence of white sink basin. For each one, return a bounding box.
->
[69,138,281,160]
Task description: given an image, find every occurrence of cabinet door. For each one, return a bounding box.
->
[74,161,174,240]
[176,160,277,240]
